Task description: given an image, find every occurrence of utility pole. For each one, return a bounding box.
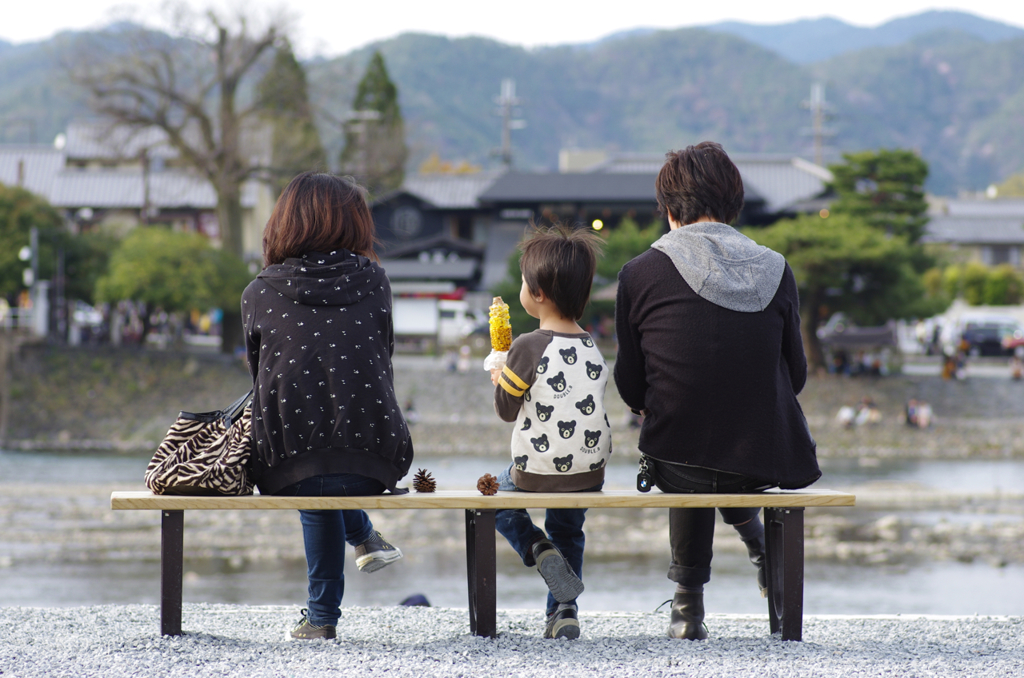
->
[801,83,835,167]
[492,79,526,169]
[140,148,151,225]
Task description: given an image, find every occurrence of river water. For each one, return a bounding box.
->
[2,449,1023,616]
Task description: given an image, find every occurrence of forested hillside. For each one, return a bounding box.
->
[2,13,1023,195]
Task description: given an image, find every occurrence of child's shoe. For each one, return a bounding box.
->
[544,603,580,640]
[354,531,404,572]
[531,539,584,603]
[290,609,336,640]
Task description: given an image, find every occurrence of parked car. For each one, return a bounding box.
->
[958,316,1023,357]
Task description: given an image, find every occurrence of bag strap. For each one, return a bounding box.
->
[222,388,254,427]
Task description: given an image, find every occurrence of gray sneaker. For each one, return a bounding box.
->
[544,604,580,640]
[290,609,336,640]
[354,531,404,572]
[531,539,584,603]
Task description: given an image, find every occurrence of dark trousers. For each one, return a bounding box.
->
[651,459,774,589]
[276,473,386,626]
[493,464,600,615]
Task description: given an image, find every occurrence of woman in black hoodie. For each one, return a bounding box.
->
[242,173,414,640]
[614,143,818,640]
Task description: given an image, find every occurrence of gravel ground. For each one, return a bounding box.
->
[1,605,1021,677]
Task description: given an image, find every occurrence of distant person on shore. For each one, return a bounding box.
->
[241,172,413,640]
[614,142,819,640]
[855,396,881,426]
[904,399,932,428]
[489,223,611,640]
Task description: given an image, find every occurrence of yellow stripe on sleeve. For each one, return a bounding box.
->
[502,365,529,390]
[499,374,526,397]
[498,365,528,397]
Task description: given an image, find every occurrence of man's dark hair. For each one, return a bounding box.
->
[519,223,603,321]
[262,172,379,266]
[655,141,745,226]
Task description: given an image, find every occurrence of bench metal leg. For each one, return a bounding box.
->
[161,510,184,636]
[465,509,497,637]
[764,507,804,641]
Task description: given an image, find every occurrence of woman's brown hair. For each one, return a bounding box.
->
[262,172,379,265]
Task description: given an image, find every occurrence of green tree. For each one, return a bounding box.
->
[62,230,119,305]
[984,264,1024,305]
[95,227,251,342]
[995,173,1024,198]
[339,51,408,196]
[941,261,1024,306]
[0,183,65,300]
[829,149,930,244]
[595,218,664,281]
[960,262,989,306]
[257,40,327,195]
[748,213,943,370]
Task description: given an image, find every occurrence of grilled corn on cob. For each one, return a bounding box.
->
[489,296,512,352]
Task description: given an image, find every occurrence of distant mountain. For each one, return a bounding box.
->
[2,11,1024,196]
[706,11,1024,63]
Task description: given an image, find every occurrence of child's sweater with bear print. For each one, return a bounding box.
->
[494,330,612,492]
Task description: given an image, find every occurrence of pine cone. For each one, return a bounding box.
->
[477,473,499,496]
[413,468,436,493]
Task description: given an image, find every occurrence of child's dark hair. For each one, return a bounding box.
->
[519,222,604,321]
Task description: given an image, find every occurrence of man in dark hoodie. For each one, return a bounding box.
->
[242,172,413,640]
[614,142,819,640]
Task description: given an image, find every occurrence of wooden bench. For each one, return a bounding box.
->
[110,488,855,641]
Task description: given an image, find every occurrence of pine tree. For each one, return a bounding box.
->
[339,51,408,196]
[257,40,327,195]
[829,149,930,244]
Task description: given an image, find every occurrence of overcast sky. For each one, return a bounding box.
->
[5,1,1024,57]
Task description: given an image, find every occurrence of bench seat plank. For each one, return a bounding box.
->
[111,488,855,511]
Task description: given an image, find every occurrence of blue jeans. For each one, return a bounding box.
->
[275,473,386,626]
[651,459,774,589]
[493,465,602,615]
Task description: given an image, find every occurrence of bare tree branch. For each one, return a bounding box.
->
[64,5,289,259]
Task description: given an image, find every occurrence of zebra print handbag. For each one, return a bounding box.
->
[144,390,255,496]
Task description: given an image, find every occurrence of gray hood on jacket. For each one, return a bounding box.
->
[651,221,786,313]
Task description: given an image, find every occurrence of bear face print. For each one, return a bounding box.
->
[552,454,573,472]
[524,389,531,402]
[536,356,549,374]
[559,347,578,365]
[557,420,577,439]
[530,434,550,453]
[536,403,554,422]
[547,371,567,392]
[580,336,594,348]
[585,361,603,380]
[514,455,528,471]
[521,417,531,430]
[589,459,605,471]
[583,430,602,448]
[575,394,596,415]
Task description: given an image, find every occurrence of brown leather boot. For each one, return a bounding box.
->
[668,592,708,640]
